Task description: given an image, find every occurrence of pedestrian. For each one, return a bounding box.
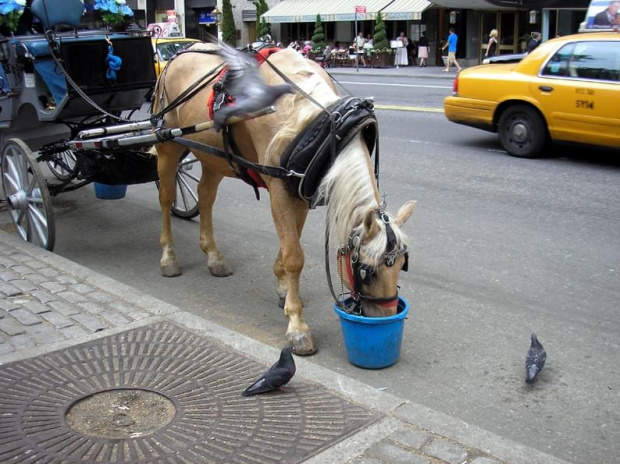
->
[526,32,542,53]
[418,31,429,67]
[485,29,498,58]
[355,31,367,67]
[442,28,462,72]
[394,31,409,68]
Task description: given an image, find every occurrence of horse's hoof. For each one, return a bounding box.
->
[287,332,315,356]
[160,262,182,277]
[208,261,233,277]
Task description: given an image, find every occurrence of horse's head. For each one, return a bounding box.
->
[339,201,416,317]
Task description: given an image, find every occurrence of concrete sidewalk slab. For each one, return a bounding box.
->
[0,230,571,464]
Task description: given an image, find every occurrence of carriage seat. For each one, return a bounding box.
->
[31,0,84,30]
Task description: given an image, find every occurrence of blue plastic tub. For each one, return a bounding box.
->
[94,183,127,200]
[334,297,409,369]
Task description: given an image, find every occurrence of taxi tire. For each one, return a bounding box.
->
[498,105,547,158]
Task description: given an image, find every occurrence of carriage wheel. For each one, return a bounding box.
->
[171,151,201,219]
[155,150,201,219]
[46,148,77,181]
[1,139,56,251]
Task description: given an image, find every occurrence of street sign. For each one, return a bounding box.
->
[355,5,366,13]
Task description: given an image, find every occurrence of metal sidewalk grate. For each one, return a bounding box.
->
[0,321,380,463]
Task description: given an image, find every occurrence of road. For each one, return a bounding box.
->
[3,74,619,463]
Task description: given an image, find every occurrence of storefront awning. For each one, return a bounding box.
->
[431,0,523,10]
[261,0,432,24]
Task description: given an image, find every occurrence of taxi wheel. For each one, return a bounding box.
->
[498,105,547,158]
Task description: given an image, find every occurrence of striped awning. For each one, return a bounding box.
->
[261,0,432,24]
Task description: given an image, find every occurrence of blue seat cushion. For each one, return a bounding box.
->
[31,0,84,29]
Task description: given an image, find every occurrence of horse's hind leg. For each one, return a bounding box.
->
[269,185,314,355]
[199,169,233,277]
[156,143,184,277]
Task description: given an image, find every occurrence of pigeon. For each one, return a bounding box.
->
[213,40,293,130]
[242,346,296,396]
[525,333,546,385]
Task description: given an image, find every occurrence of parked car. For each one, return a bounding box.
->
[482,52,526,64]
[152,38,201,77]
[444,32,620,158]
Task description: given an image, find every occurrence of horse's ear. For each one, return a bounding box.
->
[394,200,417,227]
[363,208,381,240]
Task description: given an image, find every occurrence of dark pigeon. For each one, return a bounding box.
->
[214,40,292,130]
[525,333,546,385]
[242,346,296,396]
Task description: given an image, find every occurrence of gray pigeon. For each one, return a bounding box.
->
[525,333,546,385]
[242,346,296,396]
[213,40,292,130]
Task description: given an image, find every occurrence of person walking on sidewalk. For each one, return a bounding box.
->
[485,29,498,58]
[355,31,367,67]
[418,31,429,67]
[442,28,462,72]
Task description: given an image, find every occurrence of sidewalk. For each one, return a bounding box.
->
[0,229,570,464]
[326,63,460,80]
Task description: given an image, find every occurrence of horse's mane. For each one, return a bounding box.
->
[265,51,408,266]
[316,139,408,266]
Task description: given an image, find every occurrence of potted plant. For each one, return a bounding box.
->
[309,14,325,59]
[0,0,25,33]
[94,0,133,30]
[369,14,394,68]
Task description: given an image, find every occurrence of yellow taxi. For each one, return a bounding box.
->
[444,32,620,158]
[152,37,201,77]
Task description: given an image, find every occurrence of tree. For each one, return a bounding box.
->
[221,0,237,47]
[258,17,270,39]
[373,14,388,50]
[253,0,270,38]
[311,14,325,51]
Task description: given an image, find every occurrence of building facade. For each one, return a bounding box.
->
[124,0,592,66]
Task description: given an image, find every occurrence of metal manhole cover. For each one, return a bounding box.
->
[0,321,380,463]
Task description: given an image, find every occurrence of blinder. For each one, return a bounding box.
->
[340,209,409,314]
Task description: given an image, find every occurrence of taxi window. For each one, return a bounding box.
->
[543,41,620,82]
[541,43,574,77]
[156,42,194,61]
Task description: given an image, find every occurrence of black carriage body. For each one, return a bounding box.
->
[0,32,156,132]
[58,35,156,119]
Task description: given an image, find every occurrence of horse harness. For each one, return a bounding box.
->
[153,46,379,206]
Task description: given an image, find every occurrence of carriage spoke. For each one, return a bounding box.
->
[4,156,22,192]
[27,204,49,247]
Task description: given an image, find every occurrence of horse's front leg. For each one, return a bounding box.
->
[199,169,233,277]
[157,144,184,277]
[269,183,314,355]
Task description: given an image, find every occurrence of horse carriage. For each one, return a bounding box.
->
[0,0,201,251]
[2,0,417,355]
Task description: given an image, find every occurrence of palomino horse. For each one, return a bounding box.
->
[152,44,416,355]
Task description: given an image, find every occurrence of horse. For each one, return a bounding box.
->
[151,43,416,355]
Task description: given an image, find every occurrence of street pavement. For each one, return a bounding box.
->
[326,62,460,80]
[0,228,571,464]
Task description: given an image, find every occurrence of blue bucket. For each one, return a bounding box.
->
[94,183,127,200]
[334,297,409,369]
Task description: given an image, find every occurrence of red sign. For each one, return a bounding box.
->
[355,5,366,13]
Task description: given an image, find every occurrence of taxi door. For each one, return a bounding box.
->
[531,40,620,149]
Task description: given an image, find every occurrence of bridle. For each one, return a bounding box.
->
[330,209,409,315]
